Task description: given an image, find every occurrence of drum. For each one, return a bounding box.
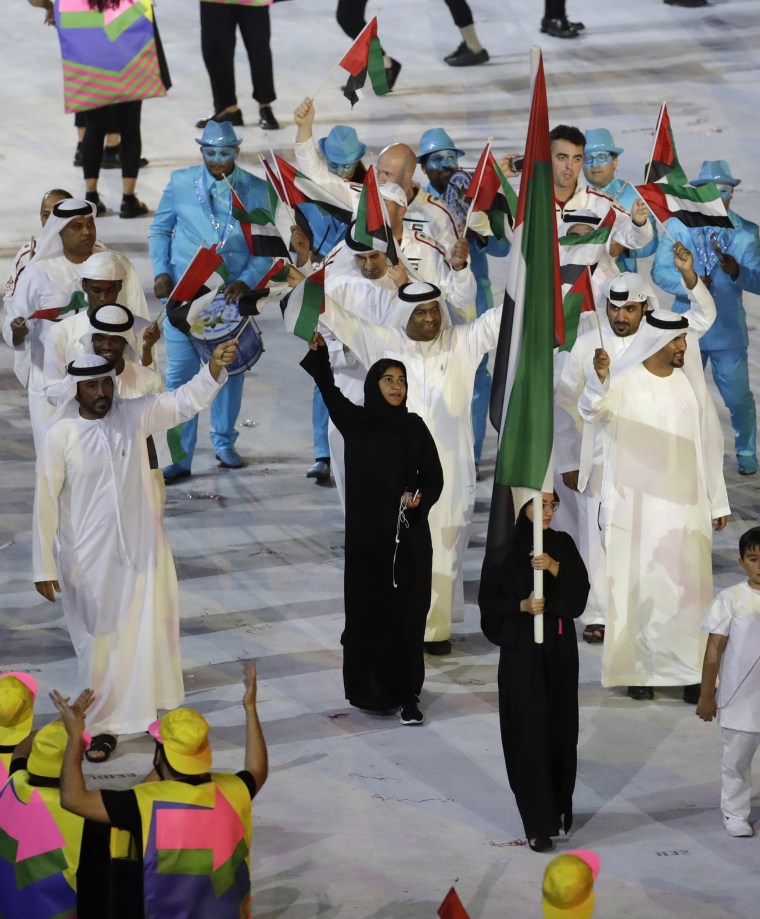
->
[189,293,264,375]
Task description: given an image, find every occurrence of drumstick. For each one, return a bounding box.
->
[232,316,252,344]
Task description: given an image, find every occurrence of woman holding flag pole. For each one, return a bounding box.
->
[479,491,589,852]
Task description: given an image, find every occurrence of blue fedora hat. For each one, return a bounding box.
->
[691,159,741,187]
[584,128,624,157]
[318,125,366,165]
[195,120,243,147]
[416,128,465,163]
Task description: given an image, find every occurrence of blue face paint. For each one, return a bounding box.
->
[583,152,614,166]
[715,183,734,202]
[201,146,237,167]
[425,150,458,170]
[327,159,356,177]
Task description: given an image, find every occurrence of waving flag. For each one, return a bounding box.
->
[228,181,290,259]
[29,290,87,321]
[489,52,562,493]
[559,267,596,353]
[165,244,228,334]
[353,165,397,262]
[634,180,732,229]
[338,16,391,106]
[280,266,326,341]
[557,206,615,289]
[644,103,687,185]
[263,155,354,225]
[438,887,471,919]
[464,145,518,240]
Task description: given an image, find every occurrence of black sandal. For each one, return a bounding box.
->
[85,734,117,763]
[582,624,605,644]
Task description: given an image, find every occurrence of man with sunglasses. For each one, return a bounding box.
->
[582,128,659,272]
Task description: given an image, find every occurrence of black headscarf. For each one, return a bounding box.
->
[363,358,409,426]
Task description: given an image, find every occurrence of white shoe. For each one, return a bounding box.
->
[724,816,754,837]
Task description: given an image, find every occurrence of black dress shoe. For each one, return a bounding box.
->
[444,45,489,67]
[120,195,148,219]
[258,106,280,131]
[682,683,701,704]
[385,57,402,90]
[528,837,554,852]
[664,0,708,6]
[195,109,244,129]
[540,17,580,38]
[627,685,654,701]
[568,20,585,29]
[306,460,330,481]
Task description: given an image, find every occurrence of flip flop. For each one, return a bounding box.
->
[84,734,118,763]
[582,624,605,644]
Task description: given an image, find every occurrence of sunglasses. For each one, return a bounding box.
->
[583,152,614,166]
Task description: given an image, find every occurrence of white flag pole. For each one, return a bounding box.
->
[532,493,544,644]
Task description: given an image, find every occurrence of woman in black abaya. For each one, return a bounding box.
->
[479,493,589,851]
[301,337,443,724]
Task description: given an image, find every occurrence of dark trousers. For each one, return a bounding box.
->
[337,0,473,36]
[544,0,567,18]
[81,101,142,180]
[200,3,275,111]
[442,0,474,28]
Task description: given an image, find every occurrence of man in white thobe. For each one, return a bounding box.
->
[578,309,729,701]
[32,343,237,753]
[555,243,715,641]
[318,280,502,655]
[2,199,147,450]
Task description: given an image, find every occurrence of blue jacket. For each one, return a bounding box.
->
[148,163,273,288]
[652,211,760,351]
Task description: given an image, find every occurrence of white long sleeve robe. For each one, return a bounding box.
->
[32,364,225,734]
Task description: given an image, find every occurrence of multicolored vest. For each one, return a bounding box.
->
[0,747,14,786]
[54,0,167,113]
[132,774,253,919]
[0,771,84,919]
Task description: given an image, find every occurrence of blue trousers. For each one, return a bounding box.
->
[471,355,491,465]
[164,320,243,470]
[702,347,757,458]
[312,385,330,460]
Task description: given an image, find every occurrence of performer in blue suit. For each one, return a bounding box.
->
[149,121,273,482]
[582,128,659,272]
[652,160,760,475]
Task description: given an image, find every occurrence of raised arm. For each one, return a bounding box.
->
[50,688,111,823]
[300,336,365,434]
[241,660,268,792]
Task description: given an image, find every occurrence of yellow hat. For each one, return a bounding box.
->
[542,854,595,919]
[150,708,212,775]
[0,673,37,746]
[27,722,91,779]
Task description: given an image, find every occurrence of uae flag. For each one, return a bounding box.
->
[263,155,354,226]
[634,180,732,229]
[644,102,688,185]
[229,181,290,259]
[437,887,471,919]
[488,52,563,498]
[280,265,326,342]
[353,165,397,262]
[338,16,390,106]
[29,289,88,321]
[464,145,518,240]
[165,244,228,335]
[559,266,596,353]
[557,206,615,289]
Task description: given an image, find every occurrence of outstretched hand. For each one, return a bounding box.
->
[49,687,93,738]
[242,659,258,710]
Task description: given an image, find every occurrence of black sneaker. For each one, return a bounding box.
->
[627,685,654,701]
[73,143,83,168]
[258,106,280,131]
[444,42,467,63]
[444,46,489,67]
[540,17,580,38]
[399,704,424,725]
[195,109,244,129]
